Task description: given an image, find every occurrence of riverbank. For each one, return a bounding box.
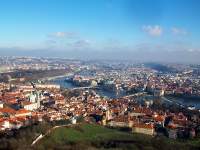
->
[50,77,200,109]
[50,77,125,98]
[163,96,200,109]
[41,73,73,81]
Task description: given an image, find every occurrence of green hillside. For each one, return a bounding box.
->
[34,123,200,150]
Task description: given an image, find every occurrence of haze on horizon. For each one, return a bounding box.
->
[0,0,200,63]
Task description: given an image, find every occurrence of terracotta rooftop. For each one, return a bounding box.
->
[16,109,31,115]
[0,107,16,114]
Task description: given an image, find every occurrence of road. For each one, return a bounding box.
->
[31,124,73,146]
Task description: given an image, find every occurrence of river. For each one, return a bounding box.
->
[50,77,125,98]
[50,77,200,109]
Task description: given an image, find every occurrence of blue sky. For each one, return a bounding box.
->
[0,0,200,62]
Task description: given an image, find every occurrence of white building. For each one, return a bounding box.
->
[24,102,38,111]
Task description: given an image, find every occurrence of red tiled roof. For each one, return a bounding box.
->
[154,115,165,122]
[0,107,16,114]
[16,109,31,115]
[21,101,32,105]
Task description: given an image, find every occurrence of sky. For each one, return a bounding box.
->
[0,0,200,63]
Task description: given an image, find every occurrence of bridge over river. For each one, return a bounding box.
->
[122,92,147,98]
[71,86,100,90]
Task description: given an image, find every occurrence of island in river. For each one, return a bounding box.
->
[50,77,200,110]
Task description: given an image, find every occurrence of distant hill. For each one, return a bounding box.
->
[145,63,179,73]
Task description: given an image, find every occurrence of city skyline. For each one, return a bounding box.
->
[0,0,200,63]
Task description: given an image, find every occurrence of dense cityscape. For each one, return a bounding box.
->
[0,57,199,149]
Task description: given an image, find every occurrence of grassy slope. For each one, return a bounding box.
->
[35,123,200,150]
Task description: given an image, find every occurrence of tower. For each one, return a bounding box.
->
[36,91,41,108]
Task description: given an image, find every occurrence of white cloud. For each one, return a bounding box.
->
[142,25,163,37]
[48,32,77,38]
[171,27,188,35]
